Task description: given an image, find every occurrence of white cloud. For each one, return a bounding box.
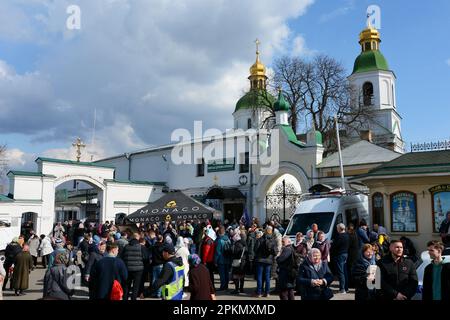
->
[319,0,355,23]
[0,0,315,161]
[291,35,316,57]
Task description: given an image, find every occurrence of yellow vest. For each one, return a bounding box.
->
[161,261,185,300]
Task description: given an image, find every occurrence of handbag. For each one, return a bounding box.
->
[232,247,245,268]
[109,261,123,300]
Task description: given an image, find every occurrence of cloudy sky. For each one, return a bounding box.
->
[1,0,450,176]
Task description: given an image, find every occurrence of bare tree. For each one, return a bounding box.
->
[272,54,375,154]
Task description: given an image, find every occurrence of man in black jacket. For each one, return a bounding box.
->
[120,233,144,300]
[422,240,450,300]
[331,223,350,294]
[151,243,185,300]
[377,239,418,300]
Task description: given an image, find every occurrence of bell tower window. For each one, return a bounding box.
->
[363,82,374,106]
[247,118,252,129]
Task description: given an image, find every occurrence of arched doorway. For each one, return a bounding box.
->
[115,212,127,226]
[21,212,38,240]
[265,174,302,225]
[54,177,105,225]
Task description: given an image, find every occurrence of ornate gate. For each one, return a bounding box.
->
[265,179,301,224]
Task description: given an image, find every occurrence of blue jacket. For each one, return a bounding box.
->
[91,256,128,300]
[214,235,231,265]
[357,227,370,248]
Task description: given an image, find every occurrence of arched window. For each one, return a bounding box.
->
[364,42,371,51]
[372,193,384,226]
[247,118,252,129]
[363,82,374,106]
[258,79,263,88]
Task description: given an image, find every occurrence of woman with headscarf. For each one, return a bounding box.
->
[27,233,40,269]
[313,231,331,263]
[230,228,247,294]
[293,232,308,267]
[297,248,334,300]
[39,234,53,269]
[43,252,73,300]
[12,244,34,296]
[175,237,190,287]
[200,225,216,289]
[351,244,377,300]
[188,254,216,300]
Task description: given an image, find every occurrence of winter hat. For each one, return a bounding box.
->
[93,235,101,245]
[162,242,175,255]
[188,254,201,267]
[114,233,121,240]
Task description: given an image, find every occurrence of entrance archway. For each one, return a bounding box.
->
[54,177,105,225]
[254,161,310,225]
[265,174,302,225]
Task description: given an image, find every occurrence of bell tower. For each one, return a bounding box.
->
[348,20,404,153]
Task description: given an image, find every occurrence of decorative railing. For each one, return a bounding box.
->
[410,140,450,152]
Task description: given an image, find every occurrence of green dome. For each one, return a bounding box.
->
[274,90,289,112]
[352,50,389,74]
[234,89,275,113]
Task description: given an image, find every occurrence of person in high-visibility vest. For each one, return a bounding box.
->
[151,242,185,300]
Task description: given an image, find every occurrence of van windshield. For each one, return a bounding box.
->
[285,212,334,236]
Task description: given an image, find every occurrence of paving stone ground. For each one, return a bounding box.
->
[3,263,355,301]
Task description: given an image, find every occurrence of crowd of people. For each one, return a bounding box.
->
[0,213,449,301]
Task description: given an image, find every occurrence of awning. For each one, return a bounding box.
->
[124,191,217,224]
[205,187,246,200]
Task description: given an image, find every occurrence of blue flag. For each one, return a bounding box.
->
[240,207,251,227]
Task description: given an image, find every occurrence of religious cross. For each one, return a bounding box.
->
[213,175,219,186]
[72,137,86,162]
[255,38,260,55]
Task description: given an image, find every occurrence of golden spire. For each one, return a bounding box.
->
[359,19,381,52]
[249,39,267,90]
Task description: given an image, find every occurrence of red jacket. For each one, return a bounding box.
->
[201,237,215,264]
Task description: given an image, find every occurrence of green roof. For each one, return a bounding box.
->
[280,125,305,148]
[0,194,13,202]
[234,89,275,112]
[274,91,290,112]
[353,150,450,179]
[36,157,115,169]
[352,50,389,74]
[105,179,166,186]
[7,170,56,178]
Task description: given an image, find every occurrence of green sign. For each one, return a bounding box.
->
[55,189,68,202]
[207,158,235,172]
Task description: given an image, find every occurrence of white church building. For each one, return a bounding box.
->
[0,22,403,237]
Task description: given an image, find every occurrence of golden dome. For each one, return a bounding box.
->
[249,39,266,77]
[359,26,381,45]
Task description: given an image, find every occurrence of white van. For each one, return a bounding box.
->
[284,192,369,241]
[0,220,15,261]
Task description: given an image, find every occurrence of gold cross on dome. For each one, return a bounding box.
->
[72,137,86,162]
[255,39,260,54]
